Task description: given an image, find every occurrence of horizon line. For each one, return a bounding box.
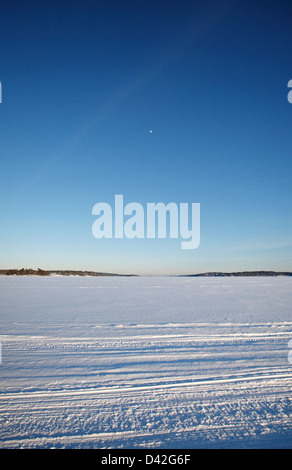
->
[0,268,291,277]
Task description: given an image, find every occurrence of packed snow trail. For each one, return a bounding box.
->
[0,276,291,448]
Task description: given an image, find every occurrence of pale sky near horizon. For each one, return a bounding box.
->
[0,0,292,275]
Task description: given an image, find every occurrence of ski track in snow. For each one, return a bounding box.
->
[0,276,291,448]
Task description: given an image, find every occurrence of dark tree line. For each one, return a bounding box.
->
[0,268,50,276]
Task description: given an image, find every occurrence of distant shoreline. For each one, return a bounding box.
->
[0,269,291,277]
[179,271,292,277]
[0,269,136,277]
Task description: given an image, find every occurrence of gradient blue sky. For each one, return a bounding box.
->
[0,0,292,275]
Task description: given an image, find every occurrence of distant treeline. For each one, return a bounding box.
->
[0,268,134,277]
[181,271,292,277]
[0,269,291,277]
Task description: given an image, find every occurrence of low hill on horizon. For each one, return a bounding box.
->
[0,269,291,277]
[179,271,292,277]
[0,268,136,277]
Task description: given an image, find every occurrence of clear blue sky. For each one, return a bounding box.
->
[0,0,291,275]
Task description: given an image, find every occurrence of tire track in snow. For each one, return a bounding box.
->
[1,372,291,401]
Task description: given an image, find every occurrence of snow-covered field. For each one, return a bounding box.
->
[0,275,291,449]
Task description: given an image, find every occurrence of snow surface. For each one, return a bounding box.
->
[0,275,291,449]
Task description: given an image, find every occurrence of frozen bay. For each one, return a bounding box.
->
[0,275,291,448]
